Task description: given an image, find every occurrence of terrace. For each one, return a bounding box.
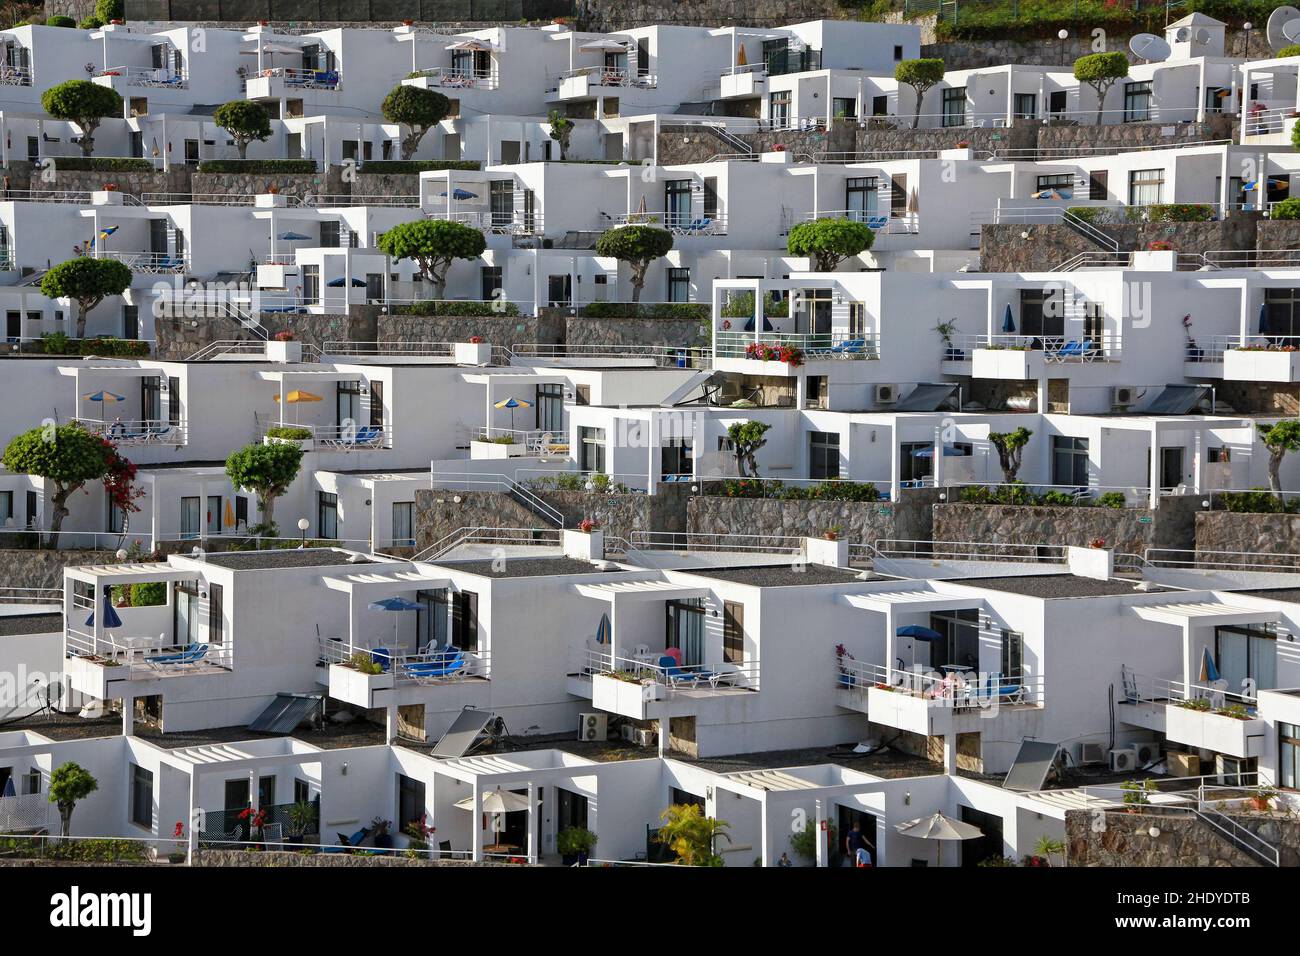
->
[94,65,189,91]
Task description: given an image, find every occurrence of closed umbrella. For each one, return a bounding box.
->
[1198,646,1221,684]
[894,812,982,867]
[454,787,532,813]
[223,498,235,530]
[368,596,422,645]
[737,43,747,67]
[906,186,919,215]
[493,395,532,431]
[1,776,14,798]
[85,589,122,630]
[594,612,611,644]
[1001,303,1016,334]
[1259,301,1271,337]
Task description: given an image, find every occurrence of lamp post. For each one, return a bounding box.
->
[297,517,310,548]
[1243,21,1253,59]
[1058,29,1069,69]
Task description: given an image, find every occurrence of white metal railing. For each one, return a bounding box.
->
[1212,333,1300,358]
[99,250,188,274]
[264,422,390,449]
[246,66,341,91]
[0,792,49,833]
[422,208,545,235]
[427,471,564,529]
[559,66,657,89]
[0,585,62,606]
[1121,666,1256,709]
[953,332,1121,362]
[512,342,709,368]
[313,194,421,208]
[75,417,187,446]
[714,329,880,360]
[142,192,256,205]
[318,637,490,682]
[2,189,92,203]
[1243,106,1294,136]
[66,627,233,670]
[1143,547,1300,572]
[611,212,727,235]
[580,649,760,691]
[0,64,32,87]
[409,66,498,90]
[627,530,804,555]
[837,658,1044,708]
[99,65,189,88]
[322,340,456,358]
[409,526,562,562]
[873,538,1069,563]
[802,209,916,234]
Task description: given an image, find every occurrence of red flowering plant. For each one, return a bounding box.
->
[273,330,295,342]
[100,436,144,533]
[578,518,600,533]
[468,335,484,344]
[1146,240,1174,251]
[1090,537,1107,549]
[238,806,269,838]
[403,812,436,849]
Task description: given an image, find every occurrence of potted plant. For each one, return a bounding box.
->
[834,642,856,686]
[287,800,317,842]
[823,526,841,541]
[557,826,597,865]
[403,813,435,855]
[1183,314,1202,361]
[168,821,187,864]
[579,518,599,533]
[935,318,962,360]
[371,817,394,849]
[238,806,268,844]
[1250,784,1278,812]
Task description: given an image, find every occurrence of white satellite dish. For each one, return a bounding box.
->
[1267,5,1300,52]
[1284,19,1300,43]
[1129,33,1171,62]
[1193,28,1211,46]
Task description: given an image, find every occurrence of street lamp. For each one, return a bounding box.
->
[1058,29,1069,68]
[1243,21,1253,59]
[297,517,310,548]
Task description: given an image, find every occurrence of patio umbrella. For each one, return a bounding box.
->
[88,225,118,250]
[439,188,479,201]
[906,186,919,215]
[85,589,122,630]
[579,38,628,52]
[274,390,323,404]
[896,624,942,668]
[1,776,14,798]
[326,276,367,287]
[594,611,611,645]
[1001,303,1016,334]
[223,498,235,529]
[737,43,747,67]
[455,787,532,813]
[1198,646,1221,684]
[493,395,532,431]
[276,231,311,241]
[446,39,498,51]
[895,812,982,866]
[1259,301,1271,336]
[368,595,422,644]
[83,390,126,404]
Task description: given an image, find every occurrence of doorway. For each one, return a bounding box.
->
[555,787,588,840]
[959,806,1004,866]
[836,805,878,867]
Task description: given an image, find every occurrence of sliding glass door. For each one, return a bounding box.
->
[1215,625,1276,696]
[665,598,706,667]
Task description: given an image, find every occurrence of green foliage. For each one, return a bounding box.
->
[129,581,166,606]
[556,827,598,856]
[49,762,98,836]
[94,0,124,21]
[392,300,519,317]
[213,100,272,159]
[546,109,574,159]
[0,837,145,862]
[1220,489,1299,514]
[40,331,72,354]
[787,218,874,271]
[789,818,834,862]
[1096,491,1127,509]
[195,159,317,174]
[988,427,1032,482]
[225,441,304,531]
[895,57,944,128]
[1273,197,1300,221]
[266,426,313,441]
[581,301,709,320]
[3,422,109,487]
[381,85,451,160]
[376,219,486,298]
[348,651,383,675]
[1259,420,1300,495]
[1280,44,1300,58]
[594,226,674,302]
[727,420,771,478]
[356,160,480,174]
[42,332,149,356]
[39,257,132,338]
[714,479,879,502]
[78,16,105,28]
[1074,52,1129,125]
[45,15,74,26]
[40,80,122,156]
[1066,206,1103,224]
[1146,203,1214,223]
[44,157,152,172]
[720,291,790,319]
[657,804,730,866]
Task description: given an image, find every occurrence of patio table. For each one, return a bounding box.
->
[110,636,160,664]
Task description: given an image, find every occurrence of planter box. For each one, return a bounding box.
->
[454,342,492,365]
[805,536,849,568]
[591,672,664,720]
[1165,704,1265,759]
[470,439,526,459]
[563,528,604,560]
[1223,348,1300,383]
[972,347,1044,380]
[92,189,124,205]
[266,340,303,363]
[1132,249,1177,271]
[866,685,935,735]
[328,662,394,708]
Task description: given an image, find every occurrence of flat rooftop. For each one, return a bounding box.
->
[202,549,374,571]
[948,574,1163,599]
[438,556,607,578]
[680,564,876,587]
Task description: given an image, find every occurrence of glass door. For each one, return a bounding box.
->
[665,598,706,666]
[179,496,200,539]
[1216,625,1277,696]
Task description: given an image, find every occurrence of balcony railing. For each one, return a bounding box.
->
[423,209,545,236]
[410,66,498,90]
[838,659,1044,709]
[714,329,880,360]
[580,648,760,691]
[559,66,657,90]
[66,628,233,670]
[1120,666,1256,709]
[99,65,189,88]
[246,67,341,92]
[263,422,391,450]
[612,212,727,236]
[99,251,188,274]
[0,64,32,87]
[958,332,1121,363]
[76,417,187,446]
[318,636,490,683]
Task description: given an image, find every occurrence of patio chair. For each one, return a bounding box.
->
[971,671,1025,705]
[145,642,208,669]
[371,647,393,672]
[865,215,889,230]
[657,654,718,688]
[324,826,371,853]
[831,338,866,358]
[405,649,467,682]
[261,822,284,848]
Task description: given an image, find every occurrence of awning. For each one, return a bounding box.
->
[1144,384,1210,415]
[843,588,983,614]
[1133,600,1281,628]
[322,569,452,596]
[249,694,321,734]
[574,580,710,602]
[893,383,958,412]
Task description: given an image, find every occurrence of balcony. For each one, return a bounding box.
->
[99,251,188,275]
[95,66,189,91]
[65,628,233,698]
[556,66,657,99]
[1118,669,1266,760]
[406,67,498,91]
[714,330,880,366]
[320,639,490,710]
[612,212,727,236]
[719,66,765,99]
[75,417,186,447]
[1219,336,1300,383]
[262,422,391,452]
[569,650,759,721]
[0,64,32,87]
[967,333,1121,379]
[836,660,1044,736]
[424,209,545,237]
[244,67,341,99]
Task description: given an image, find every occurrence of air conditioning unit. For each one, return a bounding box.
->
[1109,747,1136,772]
[874,383,899,405]
[1112,385,1136,408]
[578,712,607,742]
[1134,741,1160,767]
[633,727,657,748]
[1079,742,1106,765]
[621,723,636,743]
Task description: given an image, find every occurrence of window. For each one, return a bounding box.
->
[1123,81,1152,122]
[418,589,448,651]
[336,380,361,428]
[480,265,502,303]
[941,87,966,127]
[392,501,414,548]
[806,374,828,409]
[900,441,931,483]
[1263,288,1300,338]
[398,774,426,832]
[1019,287,1065,338]
[1127,168,1164,206]
[1013,93,1036,119]
[846,177,878,221]
[893,45,904,61]
[579,426,606,473]
[1036,173,1073,192]
[167,376,180,425]
[452,591,478,650]
[368,380,383,428]
[1208,446,1231,463]
[832,97,856,120]
[1051,436,1089,487]
[208,582,223,645]
[1215,624,1276,696]
[664,179,692,229]
[667,267,690,303]
[106,498,124,534]
[665,598,705,667]
[130,764,153,828]
[1001,630,1023,678]
[769,90,791,128]
[180,496,200,540]
[490,179,514,227]
[294,778,311,805]
[0,491,12,526]
[141,375,161,423]
[872,95,888,116]
[317,492,338,540]
[723,601,744,664]
[808,431,840,480]
[320,220,341,248]
[1048,90,1067,114]
[890,174,907,218]
[703,177,718,218]
[1088,170,1108,201]
[536,383,564,432]
[928,609,979,671]
[302,265,320,305]
[1281,723,1300,789]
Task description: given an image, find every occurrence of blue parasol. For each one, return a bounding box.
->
[326,276,367,287]
[594,612,611,645]
[276,231,312,241]
[439,188,478,200]
[368,596,422,644]
[1259,301,1271,336]
[1001,303,1016,334]
[85,590,122,630]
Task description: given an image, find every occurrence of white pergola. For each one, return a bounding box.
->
[1132,598,1281,689]
[842,587,985,673]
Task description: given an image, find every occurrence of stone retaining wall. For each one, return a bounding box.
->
[565,313,709,349]
[1255,220,1300,253]
[0,548,115,591]
[539,486,690,540]
[857,123,1036,157]
[379,312,562,350]
[193,168,346,201]
[1065,808,1300,867]
[1,162,192,201]
[153,310,378,359]
[1195,511,1300,560]
[980,218,1260,273]
[1037,115,1237,156]
[413,488,545,554]
[687,489,940,547]
[195,848,514,866]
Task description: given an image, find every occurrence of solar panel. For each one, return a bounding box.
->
[248,694,320,734]
[1001,739,1061,792]
[894,383,958,412]
[430,707,497,758]
[1144,384,1209,416]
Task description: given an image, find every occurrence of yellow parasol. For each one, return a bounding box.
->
[223,498,235,529]
[274,390,324,404]
[737,44,747,67]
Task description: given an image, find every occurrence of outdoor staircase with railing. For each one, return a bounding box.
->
[1059,208,1121,253]
[1190,805,1280,866]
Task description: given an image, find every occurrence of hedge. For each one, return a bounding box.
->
[1145,203,1215,223]
[46,157,154,172]
[358,160,481,174]
[579,302,710,320]
[392,300,521,317]
[957,485,1128,508]
[1272,198,1300,221]
[41,333,149,357]
[1219,490,1300,514]
[196,160,318,174]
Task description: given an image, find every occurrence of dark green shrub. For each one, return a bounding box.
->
[392,300,519,317]
[196,159,318,174]
[359,160,481,174]
[1146,203,1214,223]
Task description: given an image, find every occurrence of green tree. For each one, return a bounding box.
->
[3,423,112,546]
[49,762,99,837]
[786,217,874,272]
[213,100,272,159]
[225,441,305,535]
[1074,52,1129,126]
[895,58,944,129]
[94,0,124,21]
[381,85,450,160]
[594,225,673,303]
[1034,835,1065,867]
[1259,420,1300,497]
[40,80,123,157]
[45,15,75,27]
[727,420,771,478]
[657,804,730,866]
[376,219,486,300]
[988,427,1032,483]
[39,257,133,339]
[546,109,574,160]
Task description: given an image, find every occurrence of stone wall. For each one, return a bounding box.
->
[153,310,377,358]
[1255,221,1300,253]
[193,168,346,201]
[195,848,514,865]
[687,488,940,547]
[1036,115,1238,157]
[857,123,1037,157]
[379,311,562,351]
[0,162,192,201]
[1195,511,1300,560]
[538,485,690,540]
[1065,808,1300,867]
[0,548,115,592]
[565,314,710,349]
[980,218,1260,273]
[413,488,548,554]
[925,28,1257,71]
[1213,381,1300,417]
[932,498,1200,557]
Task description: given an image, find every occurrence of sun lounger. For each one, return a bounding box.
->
[324,826,370,853]
[657,655,718,688]
[145,642,208,669]
[405,649,467,682]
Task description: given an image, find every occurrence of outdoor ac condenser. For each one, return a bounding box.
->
[634,728,657,748]
[1112,386,1136,408]
[1079,742,1106,765]
[1133,741,1160,767]
[875,383,899,405]
[1108,747,1136,772]
[579,712,608,742]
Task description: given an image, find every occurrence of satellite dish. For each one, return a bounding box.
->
[1129,33,1171,62]
[1267,5,1300,52]
[1284,19,1300,43]
[1193,28,1211,45]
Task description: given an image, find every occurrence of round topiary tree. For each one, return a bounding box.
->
[786,217,874,272]
[1259,420,1300,497]
[1273,197,1300,220]
[49,762,98,837]
[381,85,450,160]
[2,423,112,546]
[95,0,124,21]
[39,256,132,339]
[1074,51,1129,126]
[895,58,945,129]
[214,100,272,159]
[376,219,486,300]
[40,80,123,157]
[547,110,574,160]
[594,225,673,303]
[225,441,305,536]
[45,15,75,27]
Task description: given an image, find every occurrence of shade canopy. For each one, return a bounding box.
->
[578,38,628,51]
[446,38,498,51]
[83,390,125,403]
[454,788,531,813]
[276,231,312,241]
[274,390,323,403]
[894,812,982,841]
[493,396,532,409]
[896,624,942,641]
[326,276,367,287]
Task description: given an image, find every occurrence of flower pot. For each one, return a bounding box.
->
[167,852,186,864]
